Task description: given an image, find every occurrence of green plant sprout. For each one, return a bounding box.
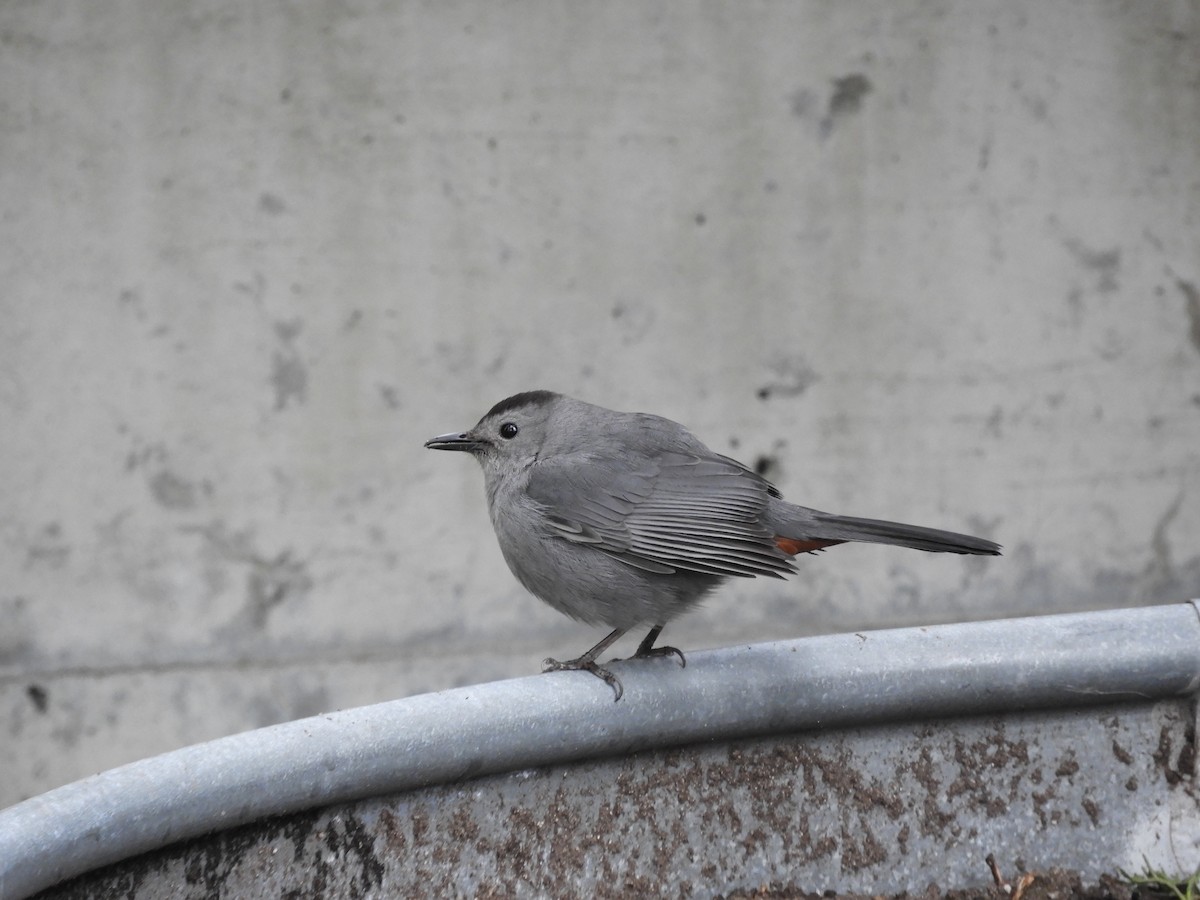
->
[1119,861,1200,900]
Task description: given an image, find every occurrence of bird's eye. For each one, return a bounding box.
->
[499,422,519,439]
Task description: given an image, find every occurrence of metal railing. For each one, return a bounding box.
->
[2,601,1198,899]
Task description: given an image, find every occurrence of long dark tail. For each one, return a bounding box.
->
[808,512,1001,555]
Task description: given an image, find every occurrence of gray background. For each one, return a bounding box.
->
[2,1,1198,809]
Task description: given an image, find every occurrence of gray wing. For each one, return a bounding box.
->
[525,451,795,579]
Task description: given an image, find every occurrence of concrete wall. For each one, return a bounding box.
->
[2,1,1198,808]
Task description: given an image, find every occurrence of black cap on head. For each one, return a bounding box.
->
[484,390,558,419]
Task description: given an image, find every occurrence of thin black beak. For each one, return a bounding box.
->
[425,431,483,452]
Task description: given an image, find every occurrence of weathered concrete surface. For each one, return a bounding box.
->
[2,0,1199,807]
[36,699,1199,899]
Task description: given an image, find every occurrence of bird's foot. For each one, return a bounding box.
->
[632,643,687,668]
[543,655,625,702]
[630,625,686,668]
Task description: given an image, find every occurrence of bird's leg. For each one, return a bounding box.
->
[543,627,629,701]
[631,624,686,668]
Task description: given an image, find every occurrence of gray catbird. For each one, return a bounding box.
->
[426,390,1000,700]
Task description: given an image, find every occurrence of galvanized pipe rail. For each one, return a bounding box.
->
[2,602,1199,900]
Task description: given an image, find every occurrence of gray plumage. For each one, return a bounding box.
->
[426,390,1000,699]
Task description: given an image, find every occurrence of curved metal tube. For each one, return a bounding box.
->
[3,602,1199,899]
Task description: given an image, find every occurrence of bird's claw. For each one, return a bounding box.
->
[632,643,687,668]
[543,656,625,701]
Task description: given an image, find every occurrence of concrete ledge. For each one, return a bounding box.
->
[3,603,1199,899]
